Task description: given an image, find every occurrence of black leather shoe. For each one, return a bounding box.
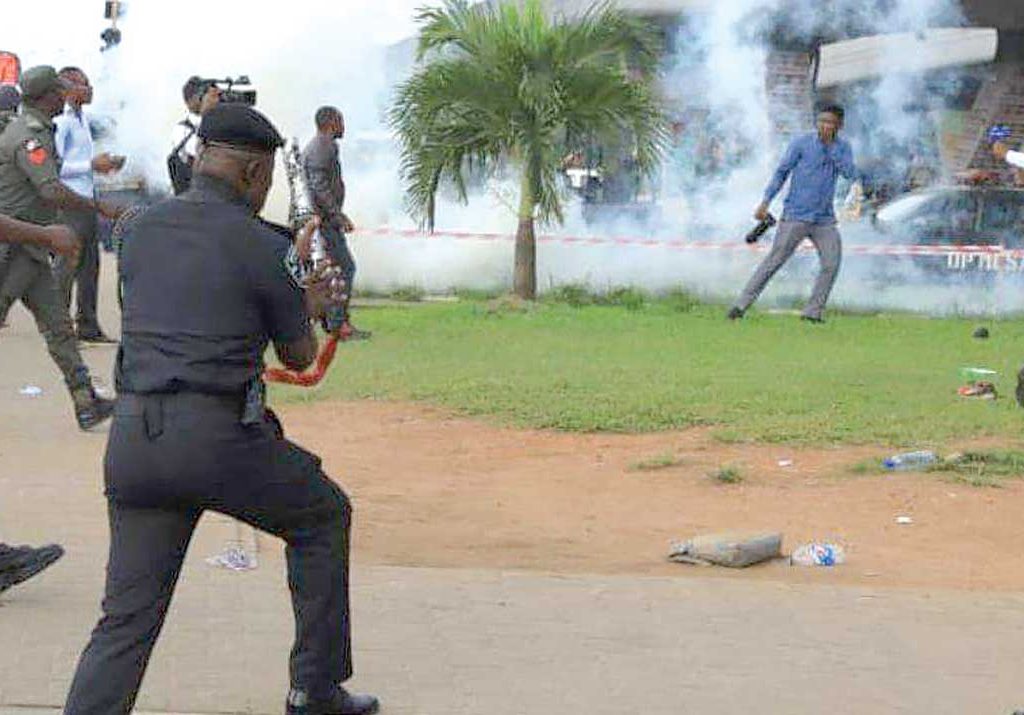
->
[800,315,825,324]
[286,686,379,715]
[78,330,117,345]
[726,307,744,321]
[76,396,116,430]
[0,543,64,594]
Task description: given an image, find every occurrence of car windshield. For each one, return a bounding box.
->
[876,193,935,223]
[980,191,1024,231]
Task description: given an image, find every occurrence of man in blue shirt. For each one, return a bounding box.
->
[53,66,124,343]
[729,104,858,323]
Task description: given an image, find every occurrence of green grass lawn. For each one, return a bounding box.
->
[273,298,1024,446]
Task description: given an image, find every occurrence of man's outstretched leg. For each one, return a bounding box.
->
[64,505,198,714]
[0,245,36,327]
[212,422,376,715]
[19,259,114,430]
[802,224,842,322]
[729,220,809,319]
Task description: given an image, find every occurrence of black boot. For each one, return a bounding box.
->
[73,386,116,431]
[77,328,117,345]
[0,543,64,594]
[286,686,379,715]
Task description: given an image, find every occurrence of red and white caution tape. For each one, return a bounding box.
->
[352,227,1021,259]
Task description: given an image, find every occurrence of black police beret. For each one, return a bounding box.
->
[198,103,284,152]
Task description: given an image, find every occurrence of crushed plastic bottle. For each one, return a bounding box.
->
[790,543,845,567]
[883,450,938,471]
[205,544,258,571]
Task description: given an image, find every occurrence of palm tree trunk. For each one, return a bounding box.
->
[513,169,537,300]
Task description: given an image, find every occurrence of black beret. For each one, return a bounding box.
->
[198,103,284,152]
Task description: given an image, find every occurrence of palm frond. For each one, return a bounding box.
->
[390,0,669,230]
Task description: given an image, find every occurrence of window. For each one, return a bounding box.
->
[941,192,978,234]
[980,192,1024,232]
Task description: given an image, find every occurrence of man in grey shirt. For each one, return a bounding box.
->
[303,106,369,340]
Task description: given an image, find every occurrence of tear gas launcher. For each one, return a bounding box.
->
[263,139,346,387]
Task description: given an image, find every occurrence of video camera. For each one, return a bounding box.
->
[744,212,776,244]
[203,76,257,106]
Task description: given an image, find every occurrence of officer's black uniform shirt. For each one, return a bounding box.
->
[116,175,310,395]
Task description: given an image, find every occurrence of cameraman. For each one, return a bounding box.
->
[167,76,220,194]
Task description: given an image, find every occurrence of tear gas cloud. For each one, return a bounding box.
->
[0,0,1016,316]
[652,0,1019,317]
[0,1,414,218]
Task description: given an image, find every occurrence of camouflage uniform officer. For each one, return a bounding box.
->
[0,66,118,429]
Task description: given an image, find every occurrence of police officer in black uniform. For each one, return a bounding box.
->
[63,104,379,715]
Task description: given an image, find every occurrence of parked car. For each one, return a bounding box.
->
[840,185,1024,281]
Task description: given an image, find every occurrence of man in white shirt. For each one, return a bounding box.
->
[168,76,220,194]
[53,66,124,343]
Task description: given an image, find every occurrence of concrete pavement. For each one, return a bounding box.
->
[1,256,1023,714]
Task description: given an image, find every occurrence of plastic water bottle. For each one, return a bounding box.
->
[883,450,938,471]
[790,543,845,567]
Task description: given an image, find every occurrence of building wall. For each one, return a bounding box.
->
[963,0,1024,31]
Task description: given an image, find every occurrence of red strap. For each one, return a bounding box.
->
[263,334,340,387]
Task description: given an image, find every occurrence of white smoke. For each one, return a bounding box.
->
[358,0,1011,317]
[1,0,1017,316]
[0,0,416,219]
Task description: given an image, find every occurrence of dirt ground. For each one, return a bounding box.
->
[278,399,1024,592]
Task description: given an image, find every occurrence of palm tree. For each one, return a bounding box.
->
[389,0,668,299]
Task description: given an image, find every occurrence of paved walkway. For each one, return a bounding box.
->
[1,257,1023,714]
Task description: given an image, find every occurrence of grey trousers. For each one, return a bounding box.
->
[734,220,842,319]
[56,209,102,335]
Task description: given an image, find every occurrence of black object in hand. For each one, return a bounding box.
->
[744,213,776,243]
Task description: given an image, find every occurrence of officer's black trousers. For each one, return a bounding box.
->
[56,208,102,335]
[64,393,353,714]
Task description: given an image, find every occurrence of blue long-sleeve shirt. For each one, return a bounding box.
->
[763,133,858,224]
